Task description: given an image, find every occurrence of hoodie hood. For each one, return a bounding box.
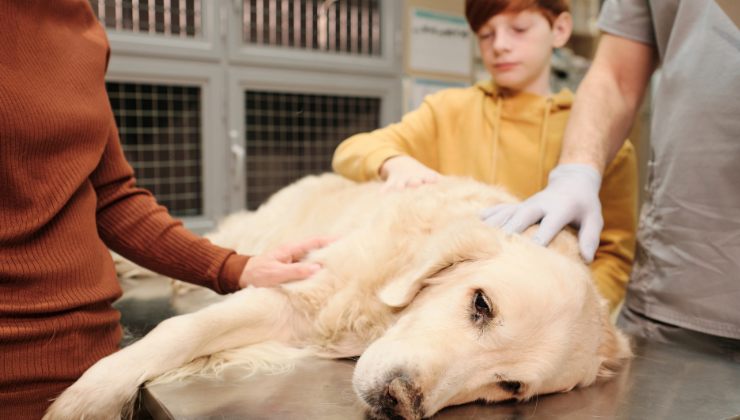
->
[475,79,573,109]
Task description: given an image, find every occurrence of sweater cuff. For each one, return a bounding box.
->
[217,253,250,293]
[364,149,403,181]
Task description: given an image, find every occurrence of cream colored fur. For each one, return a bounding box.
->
[44,174,631,420]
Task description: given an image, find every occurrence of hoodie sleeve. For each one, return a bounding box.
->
[592,141,638,312]
[332,94,441,181]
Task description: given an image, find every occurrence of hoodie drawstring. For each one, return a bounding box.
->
[491,95,503,183]
[537,97,553,189]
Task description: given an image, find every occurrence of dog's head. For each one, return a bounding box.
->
[352,221,631,420]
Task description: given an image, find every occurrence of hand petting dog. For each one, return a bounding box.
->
[240,237,334,288]
[380,155,442,191]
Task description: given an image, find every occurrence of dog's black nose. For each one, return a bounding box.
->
[376,375,423,420]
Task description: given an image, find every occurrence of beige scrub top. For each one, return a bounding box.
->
[599,0,740,339]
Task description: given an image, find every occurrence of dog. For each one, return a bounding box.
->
[44,173,631,420]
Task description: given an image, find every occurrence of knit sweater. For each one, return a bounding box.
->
[0,1,247,418]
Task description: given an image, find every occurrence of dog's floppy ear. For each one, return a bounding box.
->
[596,317,633,379]
[521,225,581,261]
[378,220,501,307]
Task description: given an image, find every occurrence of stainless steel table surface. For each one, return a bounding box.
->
[116,277,740,420]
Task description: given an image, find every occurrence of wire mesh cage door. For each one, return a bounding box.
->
[88,0,202,37]
[108,81,204,217]
[242,0,382,55]
[244,90,381,209]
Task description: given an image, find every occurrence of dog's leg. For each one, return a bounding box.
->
[43,287,297,420]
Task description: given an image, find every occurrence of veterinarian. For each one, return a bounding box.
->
[483,0,740,355]
[333,0,638,313]
[0,2,328,418]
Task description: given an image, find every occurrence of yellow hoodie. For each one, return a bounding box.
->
[333,81,637,311]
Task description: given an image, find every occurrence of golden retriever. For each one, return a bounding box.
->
[44,174,631,420]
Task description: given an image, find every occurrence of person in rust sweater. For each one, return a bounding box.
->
[0,2,328,418]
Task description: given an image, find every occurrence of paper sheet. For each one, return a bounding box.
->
[408,8,472,77]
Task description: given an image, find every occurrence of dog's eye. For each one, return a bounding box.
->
[471,289,493,325]
[498,380,522,395]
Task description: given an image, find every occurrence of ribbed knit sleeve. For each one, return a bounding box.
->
[91,118,248,294]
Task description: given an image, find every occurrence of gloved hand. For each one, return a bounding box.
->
[481,164,603,263]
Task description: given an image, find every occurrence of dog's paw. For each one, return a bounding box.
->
[43,383,136,420]
[43,362,141,420]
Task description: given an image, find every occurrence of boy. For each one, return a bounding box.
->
[332,0,637,311]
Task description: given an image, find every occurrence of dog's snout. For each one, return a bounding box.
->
[368,373,423,420]
[382,378,407,413]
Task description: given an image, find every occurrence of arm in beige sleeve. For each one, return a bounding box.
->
[559,33,657,173]
[91,118,247,294]
[332,98,440,181]
[590,142,638,312]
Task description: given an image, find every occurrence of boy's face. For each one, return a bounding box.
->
[476,9,572,95]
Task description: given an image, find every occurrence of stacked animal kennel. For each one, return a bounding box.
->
[93,0,402,232]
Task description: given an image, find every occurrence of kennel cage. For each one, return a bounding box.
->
[88,0,202,37]
[94,0,398,226]
[89,0,382,53]
[243,0,382,56]
[107,82,204,217]
[244,90,380,210]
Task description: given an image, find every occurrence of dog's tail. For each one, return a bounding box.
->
[148,341,314,385]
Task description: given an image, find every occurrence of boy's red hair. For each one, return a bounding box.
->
[465,0,570,32]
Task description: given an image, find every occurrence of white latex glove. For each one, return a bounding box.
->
[380,155,441,191]
[480,164,603,263]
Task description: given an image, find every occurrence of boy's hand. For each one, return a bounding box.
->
[380,155,441,191]
[480,164,603,263]
[239,237,334,288]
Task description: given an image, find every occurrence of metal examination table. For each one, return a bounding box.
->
[116,277,740,420]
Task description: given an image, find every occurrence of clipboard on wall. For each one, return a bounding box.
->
[407,8,473,79]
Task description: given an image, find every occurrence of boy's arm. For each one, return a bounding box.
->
[332,98,439,181]
[590,142,638,312]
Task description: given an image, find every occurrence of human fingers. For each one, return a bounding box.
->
[405,177,424,188]
[271,262,323,284]
[381,177,406,193]
[531,210,573,247]
[481,204,517,228]
[500,205,545,234]
[577,213,604,263]
[246,261,322,287]
[422,172,440,184]
[276,237,335,262]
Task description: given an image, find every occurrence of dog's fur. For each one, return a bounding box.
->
[44,174,631,420]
